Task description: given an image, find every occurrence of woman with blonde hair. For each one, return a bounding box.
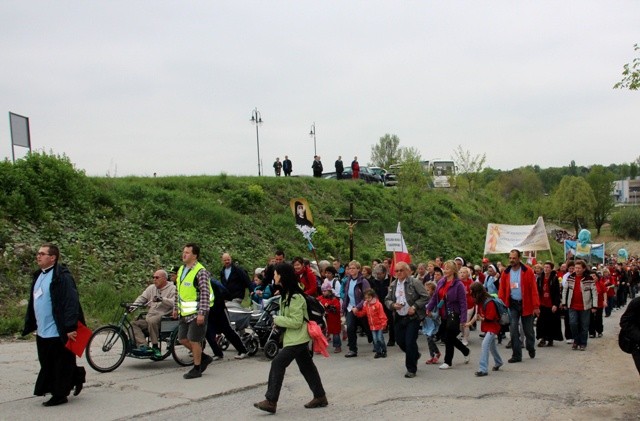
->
[426,260,470,369]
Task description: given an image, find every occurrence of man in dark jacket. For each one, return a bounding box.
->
[620,296,640,374]
[23,243,86,407]
[335,156,344,180]
[220,253,253,303]
[312,155,323,178]
[282,155,293,176]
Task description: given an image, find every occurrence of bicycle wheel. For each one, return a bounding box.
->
[86,325,127,372]
[171,331,194,367]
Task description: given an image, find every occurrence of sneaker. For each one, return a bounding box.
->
[334,347,342,353]
[589,334,596,338]
[212,355,222,361]
[439,363,451,370]
[492,364,502,371]
[404,372,416,378]
[200,354,213,373]
[381,352,387,358]
[464,352,470,364]
[462,340,469,346]
[579,345,586,351]
[425,357,439,364]
[183,367,202,379]
[235,353,248,360]
[474,371,488,377]
[507,357,521,363]
[566,339,573,344]
[344,351,357,358]
[537,340,546,347]
[374,352,382,359]
[597,333,603,338]
[254,399,277,413]
[152,347,162,358]
[571,343,578,350]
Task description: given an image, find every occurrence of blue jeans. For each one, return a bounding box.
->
[568,309,591,346]
[508,301,535,360]
[371,330,386,354]
[331,334,342,349]
[478,332,503,373]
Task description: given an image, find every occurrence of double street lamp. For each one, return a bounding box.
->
[250,108,263,176]
[309,122,317,157]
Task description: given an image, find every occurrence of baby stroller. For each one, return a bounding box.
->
[219,302,260,356]
[250,295,282,359]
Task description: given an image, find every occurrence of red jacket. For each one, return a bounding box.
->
[479,298,501,335]
[596,278,607,308]
[318,295,342,334]
[498,263,540,316]
[354,298,388,331]
[297,266,318,296]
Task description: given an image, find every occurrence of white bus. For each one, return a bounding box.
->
[423,159,457,188]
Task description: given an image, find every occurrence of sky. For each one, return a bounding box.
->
[1,1,638,177]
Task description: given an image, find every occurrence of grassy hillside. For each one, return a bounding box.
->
[0,153,563,334]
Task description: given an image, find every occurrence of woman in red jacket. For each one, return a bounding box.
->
[293,256,318,296]
[589,271,607,338]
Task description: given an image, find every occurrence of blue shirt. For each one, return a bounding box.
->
[486,275,498,295]
[509,267,522,301]
[347,279,357,311]
[34,270,59,338]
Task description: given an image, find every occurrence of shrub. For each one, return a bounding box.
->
[611,207,640,240]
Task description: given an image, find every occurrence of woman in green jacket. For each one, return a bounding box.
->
[254,262,327,414]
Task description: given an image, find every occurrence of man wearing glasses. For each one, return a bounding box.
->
[130,270,176,357]
[23,243,86,407]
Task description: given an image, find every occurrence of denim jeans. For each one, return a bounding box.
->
[331,334,342,348]
[478,332,503,373]
[371,330,386,354]
[346,311,359,353]
[394,317,421,374]
[508,301,535,360]
[568,309,591,346]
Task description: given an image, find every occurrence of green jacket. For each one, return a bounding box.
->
[274,293,310,347]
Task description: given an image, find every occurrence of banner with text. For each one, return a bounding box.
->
[483,216,551,255]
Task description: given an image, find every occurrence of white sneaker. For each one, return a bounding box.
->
[439,363,451,370]
[565,339,573,344]
[234,353,248,360]
[212,355,222,361]
[462,340,469,346]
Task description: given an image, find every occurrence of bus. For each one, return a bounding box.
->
[388,159,457,188]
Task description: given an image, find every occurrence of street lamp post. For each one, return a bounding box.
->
[250,108,263,176]
[309,122,317,157]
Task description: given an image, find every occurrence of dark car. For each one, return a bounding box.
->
[322,166,383,184]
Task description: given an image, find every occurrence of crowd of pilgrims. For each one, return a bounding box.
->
[249,252,639,362]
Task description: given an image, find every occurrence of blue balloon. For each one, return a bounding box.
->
[618,248,628,258]
[578,229,591,247]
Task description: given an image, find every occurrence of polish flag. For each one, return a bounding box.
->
[390,222,411,277]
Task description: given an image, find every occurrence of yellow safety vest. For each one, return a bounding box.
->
[176,262,214,316]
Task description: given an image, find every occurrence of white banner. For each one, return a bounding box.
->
[484,216,551,255]
[384,233,404,252]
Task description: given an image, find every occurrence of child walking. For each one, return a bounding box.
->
[353,289,388,358]
[422,282,441,364]
[466,282,503,377]
[318,283,342,353]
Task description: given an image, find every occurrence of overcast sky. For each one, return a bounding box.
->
[1,1,638,177]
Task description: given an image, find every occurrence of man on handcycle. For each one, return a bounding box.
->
[131,269,176,358]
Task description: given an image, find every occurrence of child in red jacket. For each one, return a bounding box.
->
[318,283,342,353]
[353,289,388,358]
[466,282,503,376]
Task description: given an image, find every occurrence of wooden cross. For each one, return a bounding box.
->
[334,202,370,261]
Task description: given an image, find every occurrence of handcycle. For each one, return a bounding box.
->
[86,302,194,372]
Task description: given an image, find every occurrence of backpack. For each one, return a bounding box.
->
[302,293,326,327]
[483,297,510,326]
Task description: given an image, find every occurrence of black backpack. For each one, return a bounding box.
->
[302,293,326,327]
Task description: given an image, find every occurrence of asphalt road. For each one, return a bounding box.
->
[1,307,638,421]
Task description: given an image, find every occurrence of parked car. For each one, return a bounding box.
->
[368,166,397,187]
[322,166,383,184]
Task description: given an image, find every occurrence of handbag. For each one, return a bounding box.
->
[446,311,460,332]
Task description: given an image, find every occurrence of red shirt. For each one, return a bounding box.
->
[461,278,474,309]
[479,299,501,335]
[571,275,584,310]
[541,276,553,308]
[438,280,452,318]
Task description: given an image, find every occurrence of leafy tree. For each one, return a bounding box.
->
[452,145,486,195]
[586,165,616,235]
[613,43,640,90]
[630,162,639,179]
[396,149,428,189]
[611,207,640,239]
[551,176,596,234]
[370,134,402,169]
[492,168,544,201]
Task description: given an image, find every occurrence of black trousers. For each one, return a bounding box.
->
[35,336,85,398]
[394,316,421,374]
[589,307,604,335]
[205,310,248,357]
[443,316,469,366]
[265,342,325,402]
